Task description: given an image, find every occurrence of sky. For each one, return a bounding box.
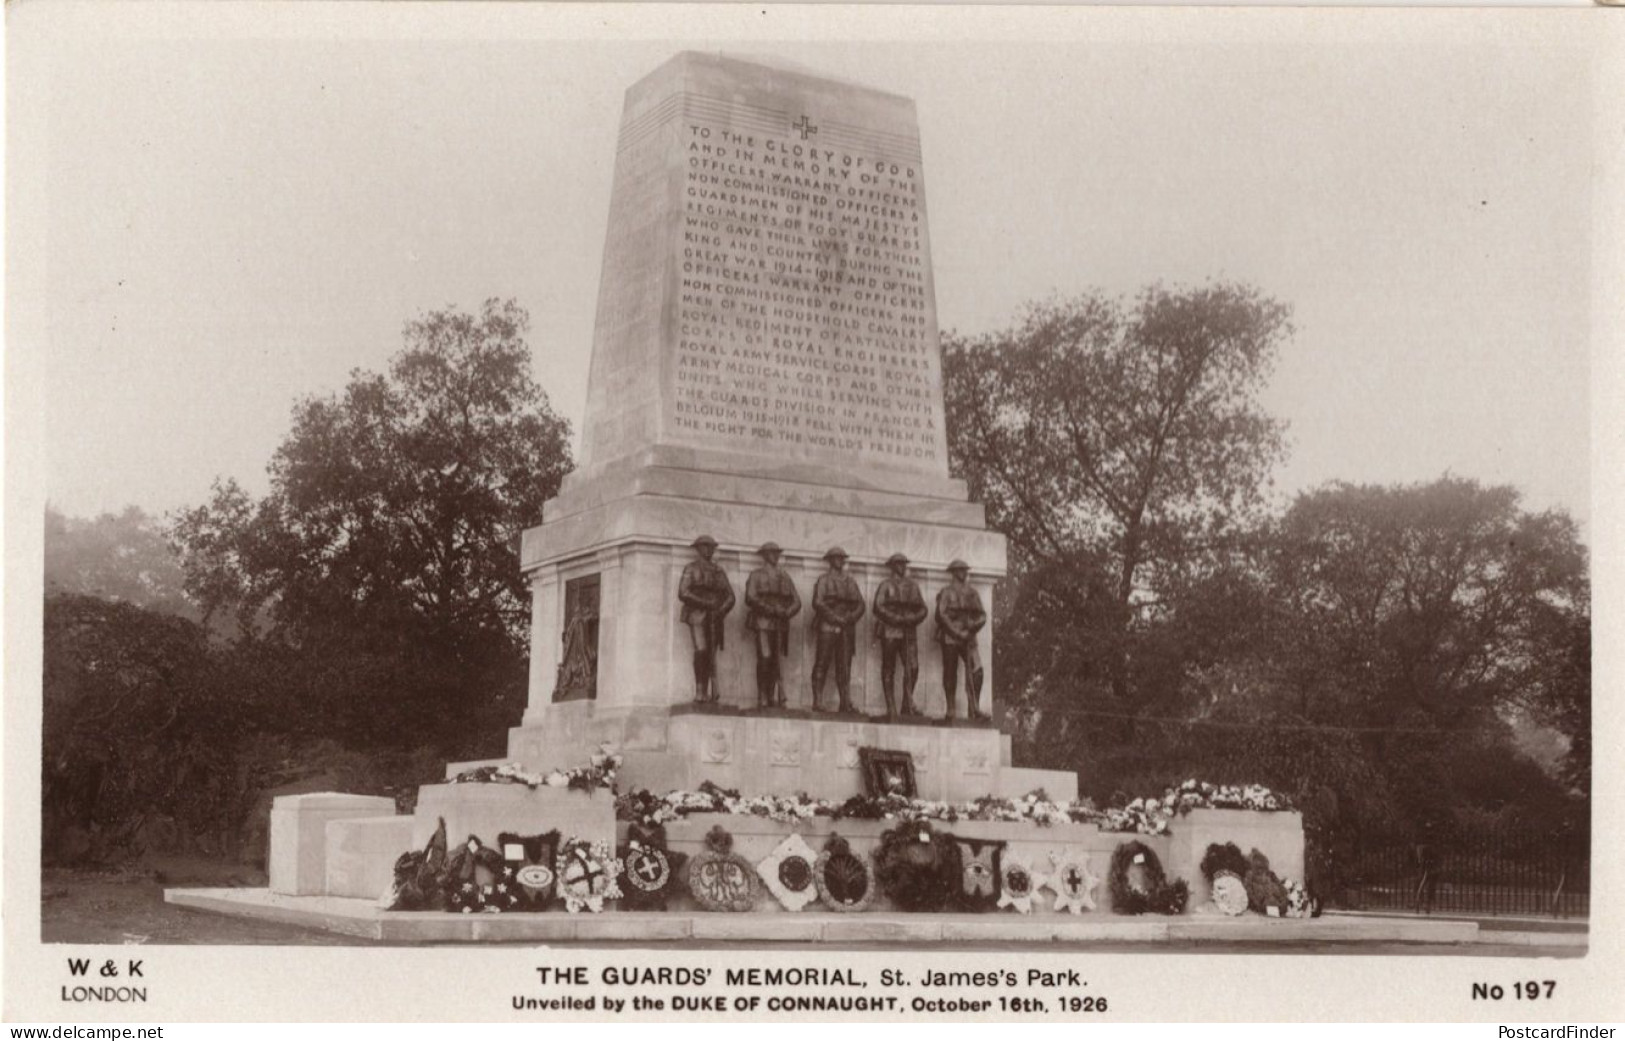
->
[22,7,1597,534]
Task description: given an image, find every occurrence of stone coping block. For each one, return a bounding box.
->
[269,793,396,897]
[164,888,1482,946]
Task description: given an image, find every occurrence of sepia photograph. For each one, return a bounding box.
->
[4,1,1621,1025]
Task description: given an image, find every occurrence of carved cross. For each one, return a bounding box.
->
[792,115,818,140]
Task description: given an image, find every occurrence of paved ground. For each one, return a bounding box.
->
[40,866,1585,957]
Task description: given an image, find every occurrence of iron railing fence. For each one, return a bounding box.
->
[1334,841,1589,918]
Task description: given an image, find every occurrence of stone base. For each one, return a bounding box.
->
[163,888,1484,946]
[500,700,1076,803]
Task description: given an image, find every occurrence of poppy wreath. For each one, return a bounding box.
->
[1107,840,1190,916]
[618,820,687,911]
[813,833,877,913]
[874,819,961,912]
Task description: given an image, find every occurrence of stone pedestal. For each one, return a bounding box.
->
[268,793,396,896]
[500,699,1076,803]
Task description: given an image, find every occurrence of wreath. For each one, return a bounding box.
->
[1200,842,1252,916]
[1044,850,1101,914]
[1108,840,1189,916]
[685,825,760,912]
[618,821,687,911]
[446,835,510,914]
[873,820,960,912]
[385,816,449,911]
[497,830,562,911]
[1242,848,1290,916]
[997,853,1046,914]
[814,833,877,912]
[556,838,623,913]
[948,835,1005,913]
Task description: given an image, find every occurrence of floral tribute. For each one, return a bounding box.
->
[948,835,1005,912]
[997,853,1045,914]
[613,779,1291,838]
[1236,848,1314,918]
[813,833,876,913]
[497,830,562,911]
[1043,851,1101,914]
[685,825,760,912]
[384,816,449,911]
[446,835,511,913]
[1107,840,1190,916]
[556,838,623,913]
[757,832,820,912]
[874,820,962,912]
[618,820,686,911]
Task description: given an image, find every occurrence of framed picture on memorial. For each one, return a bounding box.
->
[858,747,917,799]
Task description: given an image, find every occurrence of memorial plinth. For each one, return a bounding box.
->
[505,51,1067,802]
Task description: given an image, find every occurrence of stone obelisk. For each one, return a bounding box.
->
[502,52,1072,802]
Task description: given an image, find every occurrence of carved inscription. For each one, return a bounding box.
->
[676,114,941,463]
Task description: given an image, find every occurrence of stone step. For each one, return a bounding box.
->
[164,888,1481,945]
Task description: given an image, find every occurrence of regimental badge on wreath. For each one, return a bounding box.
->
[618,821,686,911]
[814,833,877,913]
[446,835,510,914]
[496,830,561,911]
[1044,850,1101,914]
[556,838,623,914]
[997,852,1046,914]
[686,825,760,912]
[946,835,1005,912]
[757,832,819,912]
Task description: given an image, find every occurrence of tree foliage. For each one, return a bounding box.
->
[45,505,196,620]
[170,299,572,751]
[945,282,1291,717]
[944,284,1589,868]
[42,593,246,859]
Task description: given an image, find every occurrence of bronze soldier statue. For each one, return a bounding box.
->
[809,547,865,714]
[872,552,927,720]
[744,542,801,708]
[934,559,989,722]
[677,534,735,704]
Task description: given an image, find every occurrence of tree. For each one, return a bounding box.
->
[943,282,1292,733]
[170,299,573,751]
[45,505,196,620]
[43,593,242,860]
[1260,478,1591,808]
